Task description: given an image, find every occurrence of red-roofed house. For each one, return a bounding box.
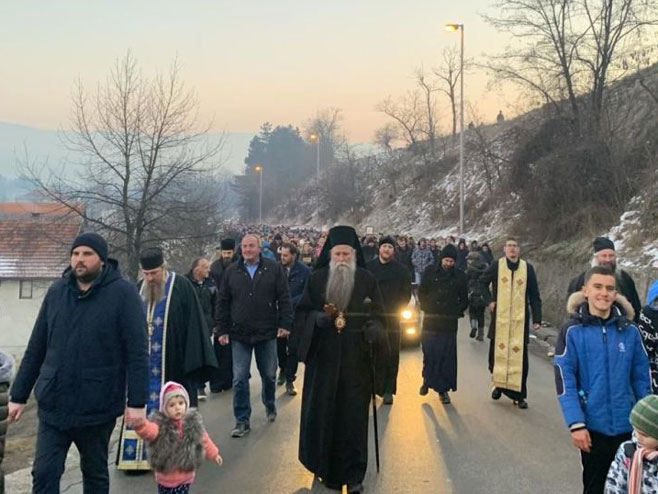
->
[0,203,82,355]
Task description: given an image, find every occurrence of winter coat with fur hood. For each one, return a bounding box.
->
[135,409,219,488]
[554,292,651,437]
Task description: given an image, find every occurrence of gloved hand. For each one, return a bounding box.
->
[316,311,334,329]
[363,319,383,343]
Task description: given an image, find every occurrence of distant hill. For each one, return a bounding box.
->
[0,121,254,178]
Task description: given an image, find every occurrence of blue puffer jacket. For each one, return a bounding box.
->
[554,292,651,436]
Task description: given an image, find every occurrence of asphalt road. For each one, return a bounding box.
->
[59,319,582,494]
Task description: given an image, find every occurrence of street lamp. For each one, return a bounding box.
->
[445,22,465,235]
[309,133,320,181]
[254,165,263,224]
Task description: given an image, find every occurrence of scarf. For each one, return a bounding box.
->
[629,446,658,494]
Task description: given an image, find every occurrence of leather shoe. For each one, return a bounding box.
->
[286,382,297,396]
[347,482,364,493]
[439,392,451,404]
[491,388,502,400]
[382,393,393,405]
[419,384,429,396]
[515,399,529,409]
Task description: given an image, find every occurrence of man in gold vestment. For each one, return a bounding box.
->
[480,238,542,409]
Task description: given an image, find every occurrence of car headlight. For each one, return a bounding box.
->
[401,309,414,320]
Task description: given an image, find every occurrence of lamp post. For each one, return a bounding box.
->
[445,22,465,235]
[254,165,263,224]
[309,133,320,180]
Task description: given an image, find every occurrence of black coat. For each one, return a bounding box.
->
[366,258,412,322]
[395,246,414,275]
[209,255,237,289]
[217,256,293,343]
[567,269,641,323]
[293,266,387,484]
[418,264,468,333]
[10,260,149,429]
[185,272,217,336]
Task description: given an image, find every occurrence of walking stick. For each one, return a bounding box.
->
[368,341,381,473]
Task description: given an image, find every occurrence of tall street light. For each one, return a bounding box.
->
[309,133,320,180]
[445,22,465,235]
[254,165,263,224]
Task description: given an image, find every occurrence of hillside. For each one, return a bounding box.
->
[269,65,658,323]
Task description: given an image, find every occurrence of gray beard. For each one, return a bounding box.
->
[326,258,356,312]
[141,277,166,306]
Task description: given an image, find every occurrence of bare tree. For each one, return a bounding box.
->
[415,67,441,157]
[484,0,658,132]
[434,47,463,137]
[376,91,424,151]
[304,107,346,170]
[20,52,225,279]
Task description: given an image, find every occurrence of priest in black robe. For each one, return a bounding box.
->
[366,235,412,405]
[293,226,387,494]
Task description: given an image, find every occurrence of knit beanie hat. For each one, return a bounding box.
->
[159,381,190,413]
[630,395,658,440]
[441,244,459,261]
[379,236,396,248]
[71,232,108,263]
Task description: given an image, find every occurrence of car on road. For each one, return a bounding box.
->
[400,285,423,346]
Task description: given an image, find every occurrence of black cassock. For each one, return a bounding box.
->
[293,266,387,486]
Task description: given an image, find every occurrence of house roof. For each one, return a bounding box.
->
[0,202,85,219]
[0,218,82,279]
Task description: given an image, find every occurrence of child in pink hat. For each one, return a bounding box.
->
[130,381,222,493]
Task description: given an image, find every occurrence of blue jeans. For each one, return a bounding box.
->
[32,418,115,494]
[232,338,277,423]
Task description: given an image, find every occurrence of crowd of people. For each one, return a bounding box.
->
[0,224,657,494]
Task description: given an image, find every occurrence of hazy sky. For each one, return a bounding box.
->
[1,1,510,144]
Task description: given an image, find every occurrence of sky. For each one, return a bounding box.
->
[0,1,511,147]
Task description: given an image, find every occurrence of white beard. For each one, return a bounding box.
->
[326,257,357,312]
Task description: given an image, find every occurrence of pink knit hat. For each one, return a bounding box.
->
[159,381,190,413]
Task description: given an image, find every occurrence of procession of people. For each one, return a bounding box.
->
[2,224,657,494]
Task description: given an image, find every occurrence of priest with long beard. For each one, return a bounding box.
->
[117,247,217,471]
[293,226,388,494]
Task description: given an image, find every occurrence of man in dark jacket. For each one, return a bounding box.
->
[466,251,488,341]
[209,238,237,393]
[186,257,217,400]
[278,243,311,396]
[418,244,468,404]
[395,235,414,276]
[9,233,149,493]
[0,349,14,494]
[567,237,642,322]
[367,235,412,405]
[217,234,294,438]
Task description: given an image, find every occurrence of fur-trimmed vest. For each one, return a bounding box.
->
[147,410,205,473]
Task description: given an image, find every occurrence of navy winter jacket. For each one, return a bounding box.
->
[554,293,651,437]
[286,260,311,308]
[10,260,149,429]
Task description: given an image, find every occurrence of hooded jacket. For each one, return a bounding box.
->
[554,292,651,436]
[10,259,149,428]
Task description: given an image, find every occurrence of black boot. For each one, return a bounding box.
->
[476,327,484,341]
[469,319,477,338]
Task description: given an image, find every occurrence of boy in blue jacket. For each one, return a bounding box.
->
[555,265,651,494]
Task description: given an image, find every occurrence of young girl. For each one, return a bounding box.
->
[131,381,222,494]
[606,394,658,494]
